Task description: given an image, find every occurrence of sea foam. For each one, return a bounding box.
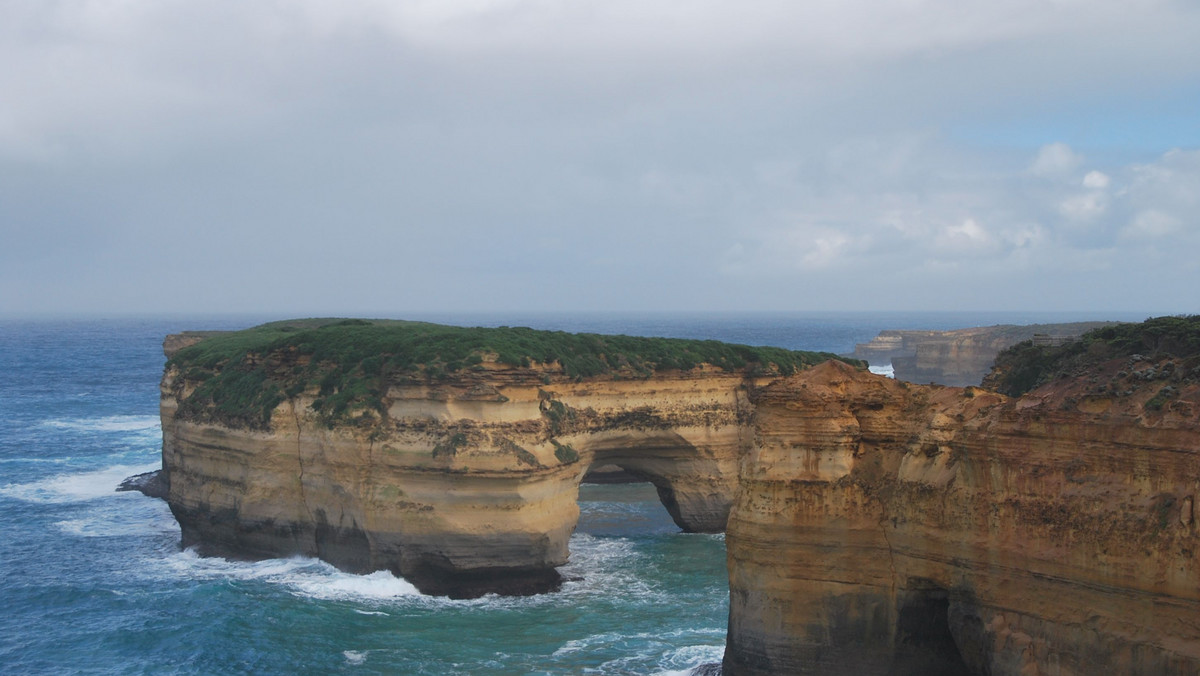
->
[153,549,424,603]
[653,642,726,675]
[869,364,895,378]
[41,415,161,433]
[342,650,368,665]
[0,462,161,504]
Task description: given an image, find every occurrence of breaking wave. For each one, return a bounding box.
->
[0,462,161,504]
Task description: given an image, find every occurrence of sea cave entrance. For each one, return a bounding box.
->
[892,578,972,675]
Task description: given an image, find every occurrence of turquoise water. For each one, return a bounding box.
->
[0,312,1140,674]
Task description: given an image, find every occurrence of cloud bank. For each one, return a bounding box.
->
[1,0,1197,314]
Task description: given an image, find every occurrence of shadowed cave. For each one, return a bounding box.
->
[892,580,972,676]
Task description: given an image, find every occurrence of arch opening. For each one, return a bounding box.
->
[574,431,736,535]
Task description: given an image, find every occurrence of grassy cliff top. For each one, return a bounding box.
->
[983,315,1200,397]
[170,318,861,429]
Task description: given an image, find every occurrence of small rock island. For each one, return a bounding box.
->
[156,316,1200,674]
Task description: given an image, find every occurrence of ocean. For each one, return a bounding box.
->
[0,311,1146,675]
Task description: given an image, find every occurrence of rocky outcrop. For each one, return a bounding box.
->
[162,344,769,597]
[116,469,169,499]
[724,359,1200,675]
[852,322,1117,386]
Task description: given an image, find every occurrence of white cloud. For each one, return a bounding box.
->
[937,218,997,256]
[1123,210,1181,239]
[718,141,1198,312]
[1030,142,1084,178]
[1082,170,1110,189]
[1059,192,1108,221]
[800,232,852,270]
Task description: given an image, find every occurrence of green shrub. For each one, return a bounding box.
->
[432,432,467,458]
[169,317,859,429]
[985,315,1200,397]
[553,442,579,464]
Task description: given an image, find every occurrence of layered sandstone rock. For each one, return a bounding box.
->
[724,359,1200,675]
[160,317,1200,672]
[162,340,766,597]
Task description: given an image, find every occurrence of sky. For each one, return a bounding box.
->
[2,0,1198,317]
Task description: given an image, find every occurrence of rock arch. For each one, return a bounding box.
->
[162,365,760,598]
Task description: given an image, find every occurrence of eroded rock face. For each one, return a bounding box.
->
[162,351,763,597]
[724,360,1200,675]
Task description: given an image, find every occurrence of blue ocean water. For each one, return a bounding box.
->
[0,312,1146,674]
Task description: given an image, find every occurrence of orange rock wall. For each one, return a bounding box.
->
[724,360,1200,675]
[162,353,764,596]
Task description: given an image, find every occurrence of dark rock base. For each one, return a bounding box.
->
[117,470,169,500]
[404,564,564,599]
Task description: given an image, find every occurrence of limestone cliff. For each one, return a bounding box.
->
[725,347,1200,674]
[160,319,839,597]
[852,322,1117,386]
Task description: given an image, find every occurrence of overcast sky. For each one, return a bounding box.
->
[2,0,1198,317]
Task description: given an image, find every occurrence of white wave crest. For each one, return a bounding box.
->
[553,627,724,660]
[553,627,724,675]
[343,650,368,665]
[52,499,178,538]
[154,550,423,603]
[42,415,161,433]
[557,534,658,602]
[291,569,422,601]
[868,364,895,378]
[653,643,726,675]
[0,462,161,504]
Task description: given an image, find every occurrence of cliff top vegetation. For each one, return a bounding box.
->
[983,315,1200,397]
[169,318,860,429]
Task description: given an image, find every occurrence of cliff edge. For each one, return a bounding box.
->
[725,316,1200,675]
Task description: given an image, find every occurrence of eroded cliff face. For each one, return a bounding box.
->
[725,359,1200,675]
[162,350,763,597]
